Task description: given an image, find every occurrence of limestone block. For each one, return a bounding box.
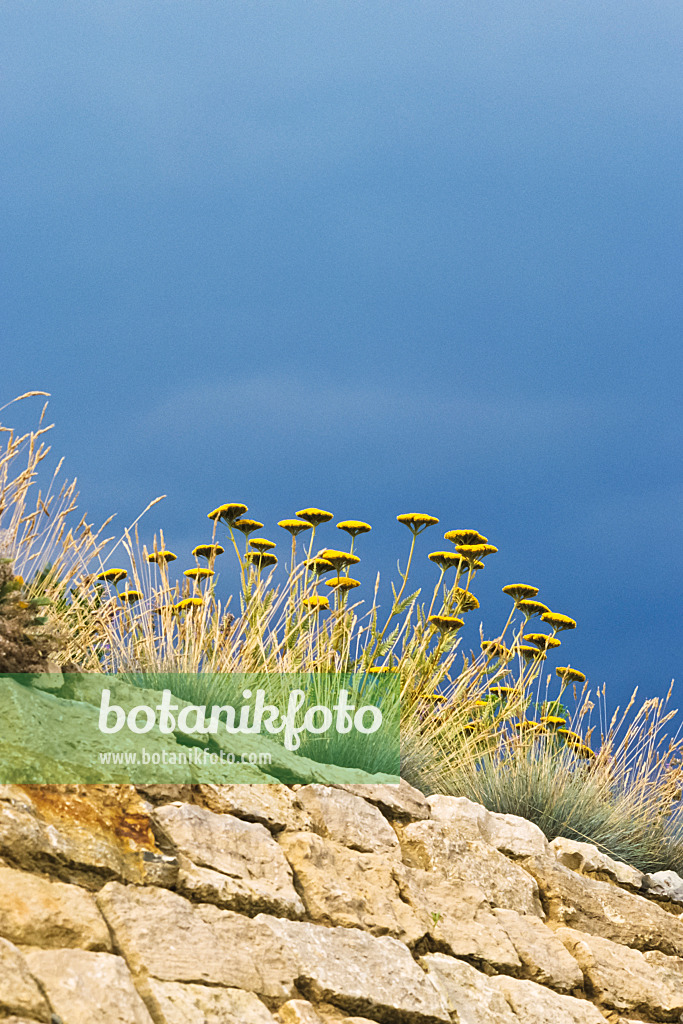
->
[427,795,548,857]
[549,837,644,889]
[154,803,304,917]
[523,855,683,955]
[493,908,584,993]
[196,783,310,832]
[334,780,430,821]
[644,869,683,903]
[404,867,522,970]
[557,926,683,1019]
[295,784,399,853]
[0,938,51,1022]
[143,979,277,1023]
[401,821,543,916]
[278,831,427,945]
[0,864,111,949]
[491,975,608,1024]
[421,952,519,1024]
[25,948,154,1024]
[277,1000,326,1024]
[97,883,450,1022]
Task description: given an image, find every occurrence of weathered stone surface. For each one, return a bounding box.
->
[643,948,683,976]
[549,837,644,889]
[558,926,683,1019]
[295,785,399,854]
[0,864,111,949]
[401,821,543,917]
[155,803,304,917]
[405,868,521,970]
[494,908,583,993]
[491,975,608,1024]
[197,783,310,832]
[0,785,177,888]
[0,938,51,1022]
[25,948,155,1024]
[335,780,430,821]
[427,795,548,858]
[277,1000,326,1024]
[135,785,198,805]
[143,979,277,1024]
[523,854,683,955]
[279,831,427,945]
[97,883,450,1022]
[644,869,683,903]
[421,952,519,1024]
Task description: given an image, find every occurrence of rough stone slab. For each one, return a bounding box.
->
[135,785,198,805]
[279,831,427,945]
[427,795,548,858]
[154,803,304,917]
[404,867,521,970]
[143,979,277,1023]
[25,948,155,1024]
[491,975,608,1024]
[557,926,683,1019]
[643,948,683,976]
[0,864,111,950]
[334,780,429,821]
[421,952,519,1024]
[549,838,644,889]
[523,854,683,955]
[0,938,51,1022]
[644,869,683,903]
[97,882,450,1022]
[295,785,400,854]
[0,785,177,888]
[196,784,310,832]
[494,908,583,993]
[401,821,543,917]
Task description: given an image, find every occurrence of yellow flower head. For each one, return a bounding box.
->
[233,519,263,536]
[488,685,515,698]
[119,589,142,603]
[397,512,439,534]
[336,520,372,537]
[325,577,361,591]
[320,548,361,570]
[428,614,464,632]
[192,544,224,560]
[574,743,595,759]
[514,720,547,733]
[184,568,215,581]
[481,640,510,659]
[557,728,585,746]
[296,508,334,526]
[147,551,177,565]
[249,538,276,551]
[451,587,480,612]
[278,518,313,536]
[366,666,393,674]
[245,551,278,569]
[96,569,127,584]
[419,693,447,702]
[428,550,464,571]
[523,633,562,651]
[517,599,551,620]
[302,594,330,611]
[456,543,498,561]
[207,503,248,524]
[173,597,204,611]
[502,584,540,602]
[542,715,567,727]
[444,529,488,546]
[518,645,547,661]
[541,612,577,632]
[556,666,587,684]
[305,557,335,575]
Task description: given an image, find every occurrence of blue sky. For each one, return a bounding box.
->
[1,1,681,710]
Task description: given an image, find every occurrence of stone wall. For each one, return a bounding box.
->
[2,777,683,1024]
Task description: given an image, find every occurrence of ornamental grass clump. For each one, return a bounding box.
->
[2,394,683,863]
